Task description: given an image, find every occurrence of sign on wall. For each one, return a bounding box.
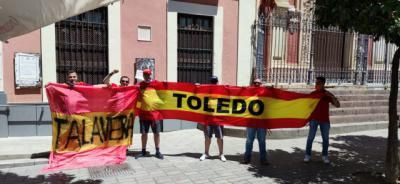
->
[135,58,155,82]
[14,52,41,88]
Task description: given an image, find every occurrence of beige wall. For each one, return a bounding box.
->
[219,0,239,85]
[121,0,168,82]
[3,30,42,103]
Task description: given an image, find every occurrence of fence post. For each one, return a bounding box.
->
[360,37,367,85]
[307,22,315,85]
[255,15,266,80]
[383,42,389,85]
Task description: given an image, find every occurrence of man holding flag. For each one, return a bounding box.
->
[304,76,340,164]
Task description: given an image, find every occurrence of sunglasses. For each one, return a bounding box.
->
[121,80,129,83]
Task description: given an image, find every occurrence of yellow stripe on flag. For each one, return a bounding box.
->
[50,110,135,153]
[138,90,320,119]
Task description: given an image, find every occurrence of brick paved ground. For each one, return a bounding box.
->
[0,128,388,184]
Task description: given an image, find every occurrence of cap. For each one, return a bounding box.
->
[253,78,262,83]
[210,76,218,83]
[143,69,152,75]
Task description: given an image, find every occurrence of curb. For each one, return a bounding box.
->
[0,158,48,169]
[198,121,388,139]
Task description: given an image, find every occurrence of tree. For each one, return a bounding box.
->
[311,0,400,183]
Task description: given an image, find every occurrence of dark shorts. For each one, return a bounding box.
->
[140,120,161,134]
[204,125,224,139]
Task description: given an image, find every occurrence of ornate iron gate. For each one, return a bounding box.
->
[177,13,213,84]
[254,9,398,86]
[55,7,109,84]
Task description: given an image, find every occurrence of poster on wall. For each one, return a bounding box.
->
[135,58,155,83]
[14,52,41,89]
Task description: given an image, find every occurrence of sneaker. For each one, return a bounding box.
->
[155,152,164,160]
[242,159,250,164]
[220,155,227,162]
[322,156,330,164]
[303,155,311,163]
[199,154,209,161]
[135,152,148,159]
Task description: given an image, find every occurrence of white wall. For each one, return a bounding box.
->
[108,2,122,84]
[237,0,257,86]
[41,24,57,102]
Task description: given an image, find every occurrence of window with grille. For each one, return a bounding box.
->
[55,7,109,84]
[177,13,214,84]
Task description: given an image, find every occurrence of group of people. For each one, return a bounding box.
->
[64,69,340,165]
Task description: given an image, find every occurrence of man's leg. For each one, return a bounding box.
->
[244,128,256,163]
[141,133,148,152]
[215,126,226,162]
[200,125,212,161]
[152,121,163,159]
[217,138,224,155]
[320,123,330,157]
[256,128,267,163]
[305,120,318,160]
[154,133,160,149]
[136,120,150,159]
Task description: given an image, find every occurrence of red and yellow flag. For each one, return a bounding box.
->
[43,83,137,172]
[44,81,322,172]
[137,81,322,128]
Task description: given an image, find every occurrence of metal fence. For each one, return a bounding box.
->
[177,13,214,84]
[55,7,109,85]
[254,9,398,85]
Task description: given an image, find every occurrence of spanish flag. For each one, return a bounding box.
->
[44,81,322,172]
[43,83,137,172]
[137,81,323,128]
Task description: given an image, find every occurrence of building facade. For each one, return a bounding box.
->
[0,0,396,137]
[0,0,259,137]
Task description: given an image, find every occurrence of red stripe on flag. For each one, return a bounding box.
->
[42,145,127,172]
[46,83,138,114]
[140,110,310,129]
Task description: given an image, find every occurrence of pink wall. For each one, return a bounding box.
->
[3,30,42,103]
[219,0,239,85]
[121,0,168,82]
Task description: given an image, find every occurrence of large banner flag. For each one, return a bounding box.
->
[137,81,323,129]
[43,83,137,172]
[44,81,323,171]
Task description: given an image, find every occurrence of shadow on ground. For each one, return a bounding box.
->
[244,135,386,184]
[0,171,102,184]
[167,135,387,184]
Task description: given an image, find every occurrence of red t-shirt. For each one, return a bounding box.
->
[137,80,162,120]
[310,90,333,123]
[75,81,91,86]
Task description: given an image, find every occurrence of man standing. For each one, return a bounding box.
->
[65,70,89,87]
[136,69,164,159]
[200,76,226,162]
[243,78,270,165]
[102,69,130,87]
[304,76,340,164]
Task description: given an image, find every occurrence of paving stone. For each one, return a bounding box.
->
[0,129,392,184]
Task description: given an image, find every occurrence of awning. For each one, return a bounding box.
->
[0,0,119,41]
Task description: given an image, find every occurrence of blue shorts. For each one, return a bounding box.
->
[204,125,224,139]
[140,120,161,134]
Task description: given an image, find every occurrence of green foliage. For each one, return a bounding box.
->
[314,0,400,45]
